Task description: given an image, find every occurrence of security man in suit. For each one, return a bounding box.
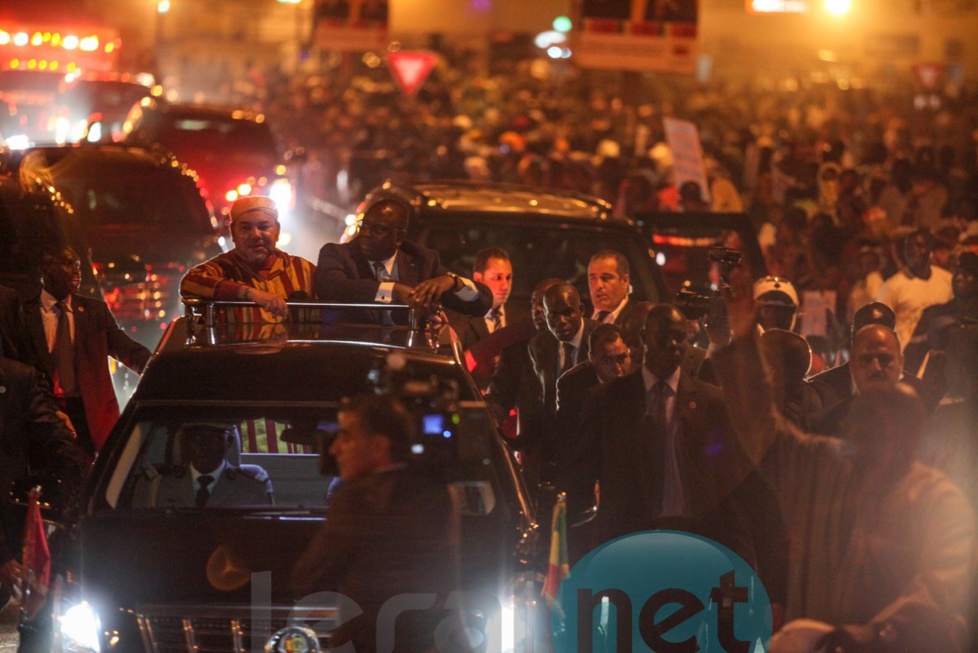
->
[22,247,151,455]
[314,195,492,323]
[141,424,271,507]
[587,249,631,324]
[523,282,599,492]
[449,247,527,350]
[562,304,788,604]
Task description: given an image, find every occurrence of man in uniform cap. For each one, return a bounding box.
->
[753,275,799,332]
[181,196,316,321]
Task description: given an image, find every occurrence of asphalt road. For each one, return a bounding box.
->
[0,602,18,653]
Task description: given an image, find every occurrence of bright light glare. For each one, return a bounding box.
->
[824,0,850,14]
[547,46,563,59]
[236,183,253,196]
[225,190,238,202]
[60,602,101,653]
[3,135,30,150]
[269,179,293,212]
[62,35,79,50]
[157,0,171,13]
[553,15,572,33]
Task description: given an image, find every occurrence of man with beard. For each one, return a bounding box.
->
[315,197,491,324]
[22,247,150,454]
[181,196,317,321]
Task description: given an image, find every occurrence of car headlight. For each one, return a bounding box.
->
[60,601,102,653]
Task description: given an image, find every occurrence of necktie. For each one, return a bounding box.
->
[487,308,503,333]
[646,380,671,437]
[559,342,575,377]
[195,475,214,507]
[595,310,611,323]
[53,300,76,396]
[373,261,390,281]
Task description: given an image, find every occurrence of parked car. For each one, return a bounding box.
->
[119,99,294,220]
[41,304,546,653]
[346,180,669,310]
[0,164,100,300]
[0,143,223,350]
[63,76,161,144]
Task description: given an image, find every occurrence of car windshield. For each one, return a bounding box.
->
[101,404,506,517]
[416,219,662,304]
[45,161,214,233]
[160,115,279,154]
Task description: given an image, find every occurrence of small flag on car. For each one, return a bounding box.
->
[21,487,50,621]
[542,492,569,609]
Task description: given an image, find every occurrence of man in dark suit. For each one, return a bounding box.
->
[449,247,528,350]
[554,323,632,448]
[22,247,151,454]
[0,356,82,601]
[292,394,460,652]
[562,304,785,586]
[315,197,492,324]
[587,250,631,324]
[523,282,599,490]
[809,302,940,424]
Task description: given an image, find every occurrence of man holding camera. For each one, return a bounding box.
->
[292,394,461,652]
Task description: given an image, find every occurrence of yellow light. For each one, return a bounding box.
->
[824,0,850,15]
[27,59,37,69]
[51,33,61,46]
[80,36,99,52]
[67,62,77,71]
[43,32,51,42]
[63,35,79,50]
[31,32,43,46]
[104,42,115,53]
[38,60,48,69]
[50,61,58,70]
[10,59,19,68]
[225,190,238,202]
[237,183,252,195]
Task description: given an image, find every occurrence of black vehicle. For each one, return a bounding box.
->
[45,304,544,653]
[0,144,222,350]
[119,100,294,220]
[345,180,668,311]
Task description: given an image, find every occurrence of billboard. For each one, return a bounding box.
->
[575,0,699,74]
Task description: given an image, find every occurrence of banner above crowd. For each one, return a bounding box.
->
[575,0,699,74]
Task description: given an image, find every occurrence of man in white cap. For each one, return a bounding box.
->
[753,275,799,332]
[181,196,316,320]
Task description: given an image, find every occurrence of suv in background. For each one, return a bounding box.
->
[43,305,545,653]
[1,144,223,350]
[120,99,294,221]
[348,181,668,310]
[64,77,160,144]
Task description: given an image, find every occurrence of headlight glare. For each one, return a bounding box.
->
[60,601,101,653]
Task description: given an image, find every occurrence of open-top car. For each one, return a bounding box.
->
[41,302,545,653]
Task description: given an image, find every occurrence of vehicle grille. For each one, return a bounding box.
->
[136,605,338,653]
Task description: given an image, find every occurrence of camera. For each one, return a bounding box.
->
[674,247,741,326]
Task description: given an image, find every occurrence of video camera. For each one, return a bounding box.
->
[313,353,493,479]
[673,247,742,325]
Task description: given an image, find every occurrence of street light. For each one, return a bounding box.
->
[824,0,851,15]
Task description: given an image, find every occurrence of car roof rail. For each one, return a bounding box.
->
[181,298,443,348]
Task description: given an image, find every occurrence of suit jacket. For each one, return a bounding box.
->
[148,465,272,507]
[523,319,599,455]
[447,301,531,351]
[315,239,493,322]
[553,360,600,451]
[291,467,460,651]
[0,357,82,561]
[22,293,151,451]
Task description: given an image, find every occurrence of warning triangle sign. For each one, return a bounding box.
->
[912,62,944,92]
[387,51,438,98]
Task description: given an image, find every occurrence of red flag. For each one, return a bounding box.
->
[21,487,50,620]
[541,493,569,608]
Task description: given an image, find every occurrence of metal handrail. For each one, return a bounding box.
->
[182,298,419,330]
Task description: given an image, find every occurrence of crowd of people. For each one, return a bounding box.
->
[3,51,978,648]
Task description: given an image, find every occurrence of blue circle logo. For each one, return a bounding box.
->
[552,531,771,652]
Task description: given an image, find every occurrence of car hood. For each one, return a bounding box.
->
[84,225,221,268]
[77,510,322,606]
